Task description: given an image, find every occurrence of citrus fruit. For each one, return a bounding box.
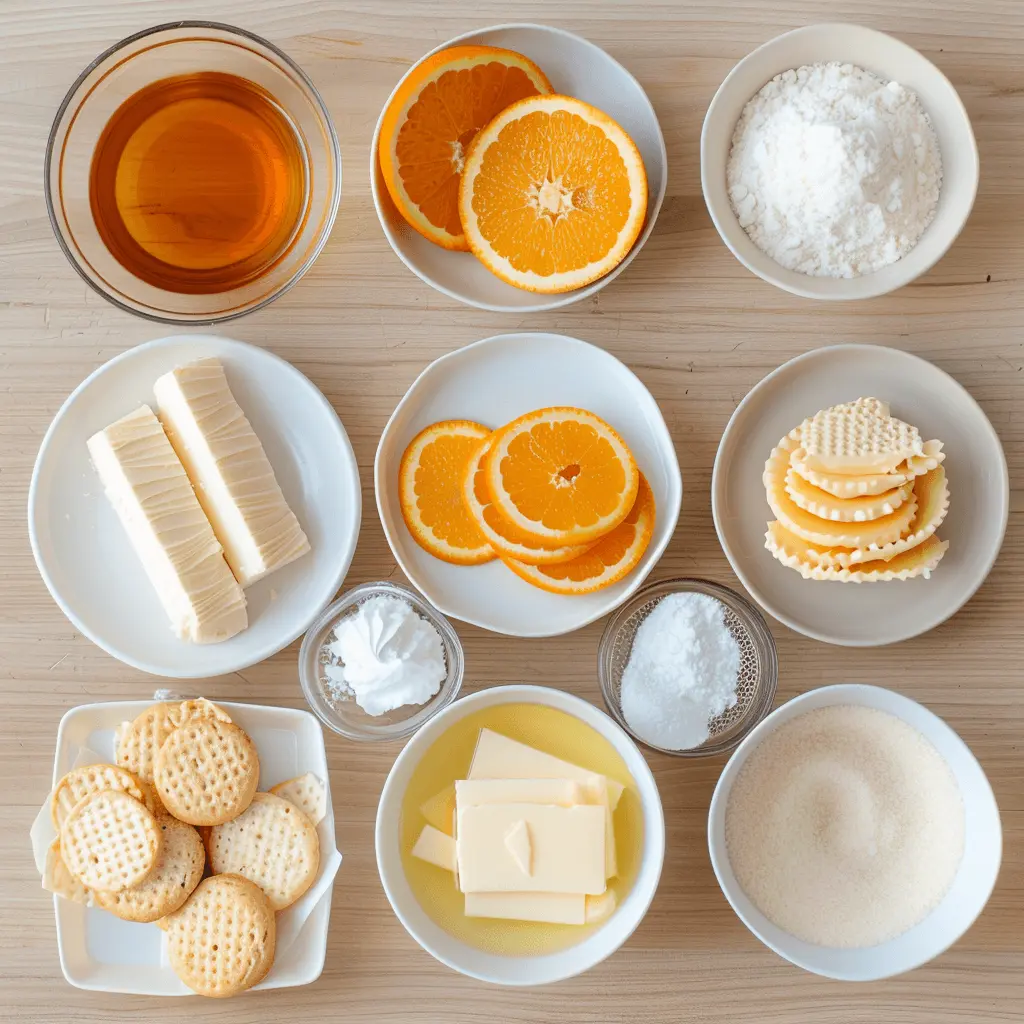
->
[462,437,593,565]
[399,420,495,564]
[378,46,553,250]
[503,475,655,594]
[483,407,639,547]
[459,94,648,292]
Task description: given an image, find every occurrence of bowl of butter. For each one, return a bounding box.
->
[374,684,665,985]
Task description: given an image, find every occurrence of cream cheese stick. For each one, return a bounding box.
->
[154,358,310,588]
[87,406,247,643]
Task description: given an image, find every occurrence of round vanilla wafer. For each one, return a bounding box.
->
[155,718,259,827]
[208,792,320,910]
[94,816,205,922]
[790,439,944,498]
[60,789,161,893]
[784,468,913,522]
[50,763,154,830]
[167,874,276,998]
[269,772,328,827]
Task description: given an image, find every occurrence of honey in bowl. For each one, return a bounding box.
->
[400,702,643,956]
[89,71,308,294]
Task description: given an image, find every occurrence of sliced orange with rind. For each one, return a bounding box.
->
[503,475,655,594]
[483,407,639,547]
[399,420,495,564]
[378,46,553,250]
[462,437,593,565]
[459,94,648,292]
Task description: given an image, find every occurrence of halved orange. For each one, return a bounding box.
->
[483,407,639,547]
[463,437,593,565]
[503,475,655,594]
[459,94,648,292]
[399,420,495,564]
[378,46,553,250]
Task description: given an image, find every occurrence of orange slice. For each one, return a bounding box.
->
[459,94,648,292]
[463,437,592,565]
[503,475,655,594]
[378,46,553,250]
[399,420,495,564]
[484,407,639,547]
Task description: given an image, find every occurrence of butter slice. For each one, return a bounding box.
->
[420,784,456,834]
[582,776,618,880]
[411,825,456,872]
[585,889,618,924]
[154,358,309,588]
[87,406,247,643]
[468,729,625,810]
[457,803,606,895]
[455,778,583,808]
[464,891,585,925]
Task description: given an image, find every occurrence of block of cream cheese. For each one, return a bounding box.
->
[154,358,309,588]
[411,824,456,871]
[464,891,585,925]
[468,728,625,810]
[456,802,606,895]
[87,406,247,643]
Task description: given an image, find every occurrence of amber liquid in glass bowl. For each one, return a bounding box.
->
[88,71,309,295]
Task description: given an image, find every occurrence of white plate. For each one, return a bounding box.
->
[48,700,336,995]
[370,23,668,312]
[375,333,682,637]
[712,345,1008,646]
[28,336,361,677]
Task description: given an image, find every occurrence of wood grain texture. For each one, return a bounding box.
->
[1,0,1022,1020]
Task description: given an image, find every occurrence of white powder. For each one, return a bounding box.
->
[725,704,965,948]
[727,62,942,278]
[620,593,740,750]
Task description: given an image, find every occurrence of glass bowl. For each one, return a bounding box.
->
[597,577,778,757]
[45,21,341,324]
[298,581,464,742]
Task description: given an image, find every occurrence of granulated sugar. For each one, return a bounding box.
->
[620,593,740,750]
[725,704,964,948]
[727,62,942,278]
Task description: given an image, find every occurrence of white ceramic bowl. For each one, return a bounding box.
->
[370,23,667,312]
[708,684,1002,981]
[374,332,683,637]
[28,335,361,677]
[375,684,665,985]
[701,24,979,300]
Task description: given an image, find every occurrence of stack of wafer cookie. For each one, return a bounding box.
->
[40,698,328,998]
[763,398,950,581]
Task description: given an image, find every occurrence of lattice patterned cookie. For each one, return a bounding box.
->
[269,772,328,827]
[154,718,259,827]
[50,763,153,830]
[42,839,91,905]
[208,792,320,910]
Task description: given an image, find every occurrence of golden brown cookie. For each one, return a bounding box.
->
[93,816,205,922]
[42,839,90,905]
[50,763,153,830]
[166,874,276,998]
[208,792,320,910]
[154,718,259,826]
[269,772,328,827]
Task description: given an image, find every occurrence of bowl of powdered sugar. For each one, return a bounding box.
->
[708,684,1002,980]
[701,23,978,299]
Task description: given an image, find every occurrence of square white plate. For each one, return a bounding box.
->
[48,700,335,995]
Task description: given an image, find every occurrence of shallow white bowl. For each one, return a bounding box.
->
[28,336,361,678]
[708,683,1001,981]
[375,684,665,985]
[701,23,979,299]
[370,23,668,312]
[374,332,682,637]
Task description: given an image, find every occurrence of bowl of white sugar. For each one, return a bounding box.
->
[700,24,978,299]
[708,684,1001,980]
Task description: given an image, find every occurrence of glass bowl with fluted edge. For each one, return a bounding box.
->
[298,581,464,742]
[597,577,778,757]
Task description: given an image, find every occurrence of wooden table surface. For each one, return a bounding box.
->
[2,1,1022,1020]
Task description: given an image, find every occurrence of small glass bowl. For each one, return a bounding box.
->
[298,581,464,742]
[598,577,778,757]
[45,21,341,324]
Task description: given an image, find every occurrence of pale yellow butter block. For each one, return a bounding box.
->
[420,784,456,835]
[457,802,606,895]
[87,406,247,643]
[455,778,583,808]
[585,889,618,924]
[464,891,586,925]
[411,824,457,872]
[581,776,618,879]
[468,729,625,810]
[154,358,309,588]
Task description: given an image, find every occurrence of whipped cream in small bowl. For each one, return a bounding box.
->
[299,581,464,741]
